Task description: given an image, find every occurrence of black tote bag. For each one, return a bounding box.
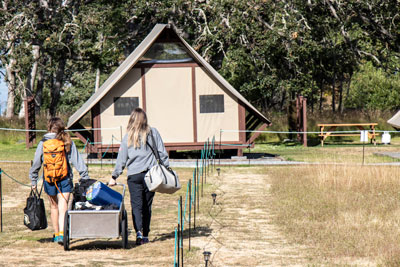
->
[23,181,47,231]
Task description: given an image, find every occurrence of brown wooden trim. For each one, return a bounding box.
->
[191,66,197,142]
[96,144,120,153]
[73,131,89,144]
[92,103,101,145]
[248,123,268,144]
[238,101,246,143]
[135,62,200,69]
[96,140,249,153]
[166,144,249,151]
[165,141,244,146]
[141,67,146,112]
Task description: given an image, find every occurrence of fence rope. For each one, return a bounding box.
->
[221,129,400,134]
[0,127,121,132]
[0,169,42,187]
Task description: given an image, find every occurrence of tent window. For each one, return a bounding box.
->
[200,95,224,113]
[139,42,193,63]
[114,97,139,116]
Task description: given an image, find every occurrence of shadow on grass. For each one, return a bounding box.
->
[38,236,136,250]
[37,226,212,250]
[37,237,54,243]
[243,152,277,159]
[152,226,212,242]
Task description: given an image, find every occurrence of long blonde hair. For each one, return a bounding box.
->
[47,117,72,153]
[127,108,150,148]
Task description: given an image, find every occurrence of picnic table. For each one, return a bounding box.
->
[318,123,378,146]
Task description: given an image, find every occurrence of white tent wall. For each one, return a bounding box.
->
[145,67,194,143]
[388,110,400,129]
[96,65,241,146]
[196,67,240,142]
[99,68,142,144]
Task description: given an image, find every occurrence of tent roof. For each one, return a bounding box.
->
[67,24,270,129]
[388,110,400,129]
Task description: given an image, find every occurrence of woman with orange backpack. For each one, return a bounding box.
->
[29,117,90,244]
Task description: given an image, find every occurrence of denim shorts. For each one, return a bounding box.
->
[44,178,73,196]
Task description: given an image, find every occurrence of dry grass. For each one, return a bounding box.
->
[2,159,400,266]
[269,164,400,265]
[0,162,311,266]
[0,163,209,266]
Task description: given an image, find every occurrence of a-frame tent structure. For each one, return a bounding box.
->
[388,110,400,130]
[67,24,270,156]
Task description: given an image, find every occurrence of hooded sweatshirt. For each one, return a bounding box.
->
[112,127,169,179]
[29,133,89,186]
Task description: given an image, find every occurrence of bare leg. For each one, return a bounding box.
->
[58,193,70,232]
[48,195,59,234]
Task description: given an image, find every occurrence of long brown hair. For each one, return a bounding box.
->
[47,117,72,153]
[127,108,150,148]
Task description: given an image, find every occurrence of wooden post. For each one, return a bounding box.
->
[296,96,301,142]
[302,97,308,147]
[296,95,308,147]
[24,96,36,149]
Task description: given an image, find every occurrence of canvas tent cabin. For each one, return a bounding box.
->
[67,24,270,156]
[388,110,400,130]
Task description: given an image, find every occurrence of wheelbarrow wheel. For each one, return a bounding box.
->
[121,209,128,249]
[63,211,70,251]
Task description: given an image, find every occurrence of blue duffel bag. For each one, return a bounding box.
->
[86,181,122,207]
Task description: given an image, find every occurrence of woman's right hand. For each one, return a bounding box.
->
[108,178,116,186]
[31,185,37,191]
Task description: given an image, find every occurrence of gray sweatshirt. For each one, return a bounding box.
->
[29,133,90,186]
[112,127,169,179]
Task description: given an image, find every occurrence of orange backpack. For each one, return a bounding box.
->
[42,139,68,183]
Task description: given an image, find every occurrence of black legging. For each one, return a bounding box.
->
[127,172,155,236]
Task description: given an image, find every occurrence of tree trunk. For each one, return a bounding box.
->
[35,68,44,115]
[18,45,40,118]
[5,58,16,118]
[345,73,352,104]
[319,80,323,112]
[50,57,66,117]
[95,67,100,91]
[338,74,344,113]
[332,49,336,113]
[311,79,315,113]
[279,89,286,111]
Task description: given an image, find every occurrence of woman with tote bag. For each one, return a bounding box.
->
[109,107,169,245]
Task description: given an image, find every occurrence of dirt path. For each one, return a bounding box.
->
[0,166,309,266]
[191,168,308,266]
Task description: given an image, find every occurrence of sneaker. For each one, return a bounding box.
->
[136,231,143,245]
[141,237,149,244]
[52,234,59,243]
[58,235,64,244]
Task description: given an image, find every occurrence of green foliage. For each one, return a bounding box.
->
[0,0,399,116]
[345,62,400,110]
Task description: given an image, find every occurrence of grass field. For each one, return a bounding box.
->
[269,164,400,266]
[1,139,400,265]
